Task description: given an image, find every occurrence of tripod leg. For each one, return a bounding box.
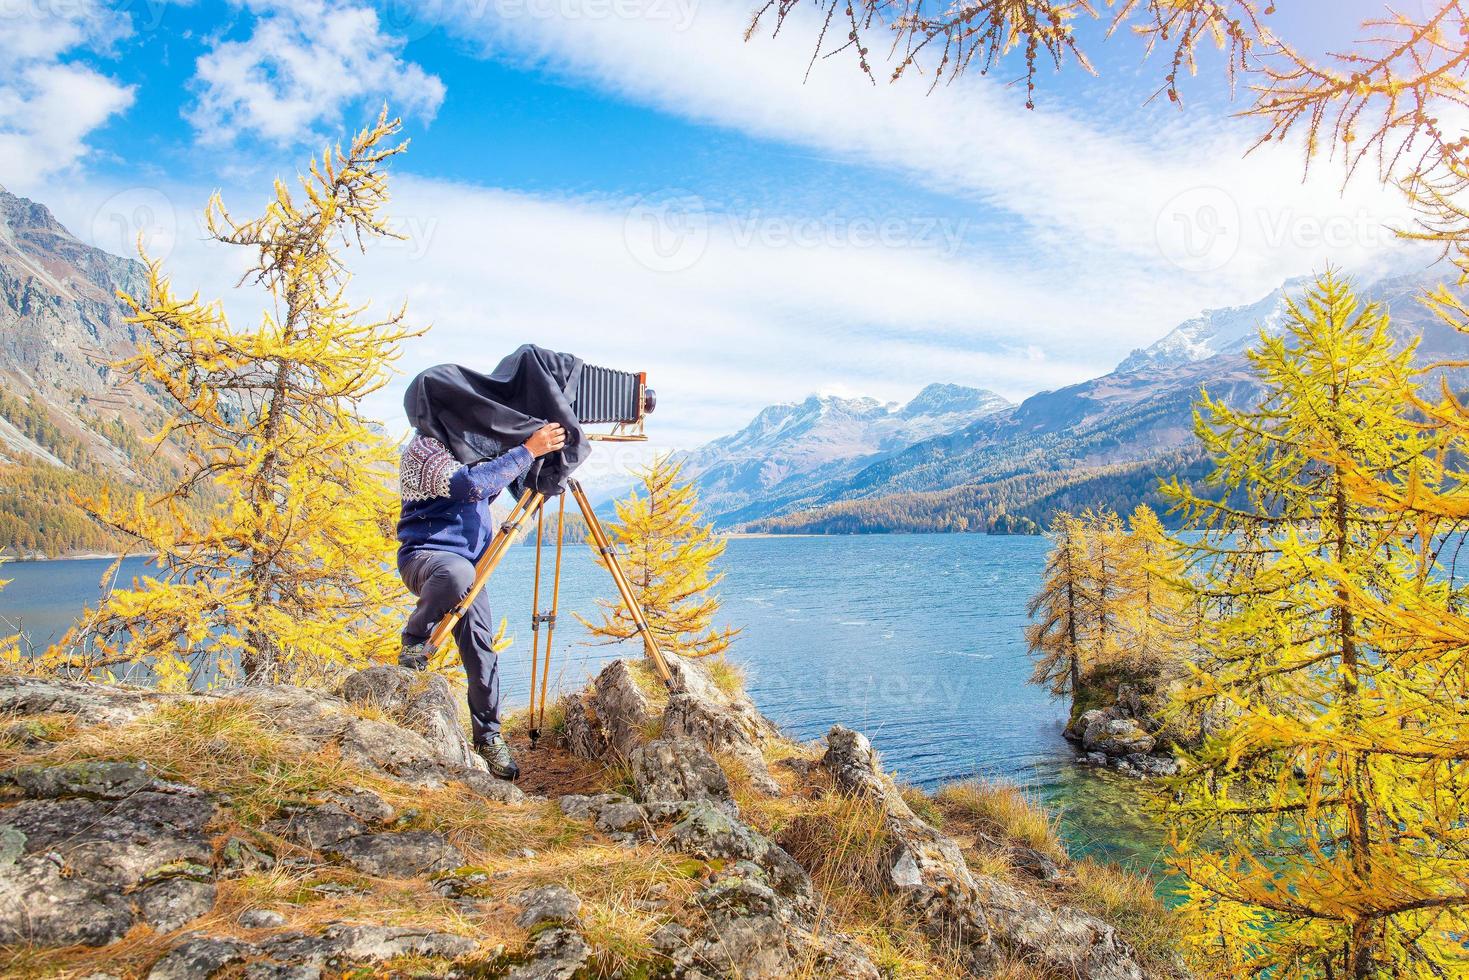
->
[428,488,544,654]
[568,479,674,687]
[527,501,545,744]
[537,493,566,735]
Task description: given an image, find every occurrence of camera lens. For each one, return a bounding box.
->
[643,388,657,414]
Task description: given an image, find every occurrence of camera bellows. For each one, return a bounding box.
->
[575,364,654,425]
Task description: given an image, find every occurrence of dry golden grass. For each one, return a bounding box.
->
[705,656,745,697]
[1067,857,1181,972]
[935,780,1067,863]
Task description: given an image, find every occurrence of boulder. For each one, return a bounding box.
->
[324,831,464,877]
[630,736,734,811]
[1084,718,1156,757]
[513,885,582,930]
[821,725,1146,980]
[561,660,654,760]
[508,926,591,980]
[339,666,485,774]
[0,788,216,946]
[264,804,366,849]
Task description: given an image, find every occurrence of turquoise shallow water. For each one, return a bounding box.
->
[0,535,1170,876]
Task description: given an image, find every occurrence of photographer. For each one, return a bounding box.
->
[396,421,567,780]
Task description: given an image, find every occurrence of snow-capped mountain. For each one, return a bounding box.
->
[1115,276,1311,374]
[697,269,1467,533]
[677,384,1011,523]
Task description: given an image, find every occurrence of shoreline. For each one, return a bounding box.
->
[2,552,155,564]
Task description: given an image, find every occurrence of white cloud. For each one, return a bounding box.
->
[188,0,446,145]
[443,0,1427,315]
[0,2,134,188]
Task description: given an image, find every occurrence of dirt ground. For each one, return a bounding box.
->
[505,731,612,798]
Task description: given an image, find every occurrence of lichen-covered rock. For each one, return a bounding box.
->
[0,675,162,726]
[0,789,216,945]
[666,801,812,907]
[134,877,217,932]
[822,724,1146,980]
[324,830,464,877]
[1084,717,1156,757]
[513,884,583,930]
[561,659,654,761]
[508,926,591,980]
[5,760,156,799]
[147,936,253,980]
[339,665,486,774]
[631,736,734,811]
[264,804,366,849]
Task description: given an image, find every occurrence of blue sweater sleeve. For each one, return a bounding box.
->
[447,445,533,502]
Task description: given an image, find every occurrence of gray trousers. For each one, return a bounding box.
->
[399,549,501,744]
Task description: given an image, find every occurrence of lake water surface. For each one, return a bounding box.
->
[0,535,1170,877]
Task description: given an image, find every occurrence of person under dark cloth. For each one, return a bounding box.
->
[396,421,566,780]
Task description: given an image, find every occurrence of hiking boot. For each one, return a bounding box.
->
[477,735,520,781]
[398,640,431,671]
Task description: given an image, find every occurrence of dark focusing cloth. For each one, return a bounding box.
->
[403,345,586,496]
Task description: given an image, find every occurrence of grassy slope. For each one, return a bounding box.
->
[0,667,1184,978]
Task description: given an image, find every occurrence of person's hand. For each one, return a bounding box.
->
[524,423,567,458]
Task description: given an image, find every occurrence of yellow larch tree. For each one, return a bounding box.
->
[581,455,739,660]
[1115,503,1191,674]
[1026,511,1091,699]
[47,109,421,690]
[1160,271,1465,979]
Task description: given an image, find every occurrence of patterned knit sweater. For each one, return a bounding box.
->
[397,434,533,563]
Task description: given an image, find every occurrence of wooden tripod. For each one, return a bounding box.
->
[426,478,674,742]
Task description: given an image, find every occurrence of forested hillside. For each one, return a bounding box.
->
[0,185,199,557]
[738,271,1468,534]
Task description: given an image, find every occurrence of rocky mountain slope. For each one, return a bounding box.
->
[723,270,1468,534]
[0,657,1179,978]
[675,384,1012,526]
[0,185,190,557]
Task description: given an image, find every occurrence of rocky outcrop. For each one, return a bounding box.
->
[822,725,1148,980]
[0,659,1172,978]
[1067,675,1183,778]
[563,655,781,794]
[0,668,514,975]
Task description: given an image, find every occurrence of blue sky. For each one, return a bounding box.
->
[1,0,1438,470]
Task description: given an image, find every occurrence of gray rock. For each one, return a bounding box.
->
[1118,753,1180,778]
[630,736,734,811]
[264,804,366,849]
[457,769,526,804]
[666,802,812,906]
[326,787,395,823]
[261,923,476,965]
[557,793,628,822]
[134,878,217,932]
[147,936,255,980]
[662,690,780,796]
[340,666,486,774]
[1084,717,1156,757]
[0,791,215,946]
[1083,751,1109,766]
[6,760,155,799]
[822,724,1146,980]
[561,660,655,761]
[0,675,161,727]
[239,908,288,928]
[508,926,591,980]
[244,964,321,980]
[513,885,582,930]
[325,830,464,877]
[594,800,649,837]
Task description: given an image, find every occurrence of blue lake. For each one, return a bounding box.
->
[0,535,1170,877]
